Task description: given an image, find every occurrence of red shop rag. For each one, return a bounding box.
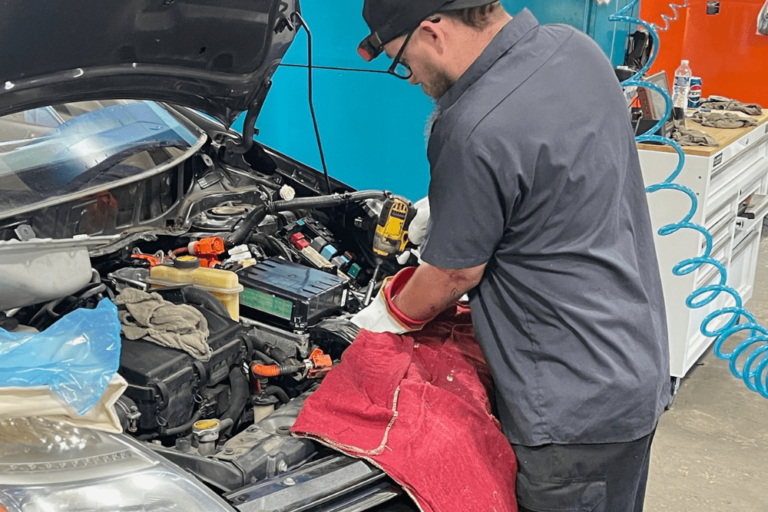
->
[291,308,518,512]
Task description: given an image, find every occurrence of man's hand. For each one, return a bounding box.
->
[351,262,485,334]
[397,197,430,265]
[408,197,430,246]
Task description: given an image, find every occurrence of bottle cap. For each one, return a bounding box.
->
[173,255,201,270]
[682,60,689,65]
[279,185,296,201]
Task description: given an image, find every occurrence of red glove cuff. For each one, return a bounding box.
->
[382,267,429,330]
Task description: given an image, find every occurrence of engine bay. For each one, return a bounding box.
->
[0,120,417,509]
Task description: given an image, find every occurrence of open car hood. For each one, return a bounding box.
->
[0,0,299,127]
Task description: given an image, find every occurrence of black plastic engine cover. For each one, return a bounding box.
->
[119,306,244,432]
[147,393,318,493]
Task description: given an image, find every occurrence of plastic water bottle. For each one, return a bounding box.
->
[672,60,693,110]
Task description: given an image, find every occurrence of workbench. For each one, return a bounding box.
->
[638,111,768,383]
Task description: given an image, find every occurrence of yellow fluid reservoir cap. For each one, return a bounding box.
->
[193,419,220,432]
[174,255,201,270]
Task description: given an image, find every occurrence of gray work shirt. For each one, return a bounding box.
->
[420,9,670,446]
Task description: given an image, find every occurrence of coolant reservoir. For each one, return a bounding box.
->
[147,258,243,320]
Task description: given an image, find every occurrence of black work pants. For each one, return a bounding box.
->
[512,429,656,512]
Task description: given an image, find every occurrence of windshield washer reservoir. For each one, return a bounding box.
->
[0,235,116,311]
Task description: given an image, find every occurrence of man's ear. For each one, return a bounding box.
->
[416,19,447,56]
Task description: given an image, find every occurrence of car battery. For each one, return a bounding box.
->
[238,257,348,329]
[118,306,244,432]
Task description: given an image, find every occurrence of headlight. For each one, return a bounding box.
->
[0,417,234,512]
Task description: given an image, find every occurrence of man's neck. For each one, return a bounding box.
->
[447,14,513,82]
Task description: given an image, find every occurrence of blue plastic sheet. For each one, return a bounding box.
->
[0,300,121,415]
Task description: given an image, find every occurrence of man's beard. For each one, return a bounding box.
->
[420,62,454,99]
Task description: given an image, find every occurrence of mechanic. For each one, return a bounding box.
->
[352,1,671,511]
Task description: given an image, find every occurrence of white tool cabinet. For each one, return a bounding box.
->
[638,112,768,382]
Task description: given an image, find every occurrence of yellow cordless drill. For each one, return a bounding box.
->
[364,195,415,305]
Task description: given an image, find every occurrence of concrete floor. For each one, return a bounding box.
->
[644,236,768,511]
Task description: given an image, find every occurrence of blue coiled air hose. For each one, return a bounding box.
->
[610,0,768,398]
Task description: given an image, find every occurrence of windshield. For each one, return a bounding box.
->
[0,100,203,217]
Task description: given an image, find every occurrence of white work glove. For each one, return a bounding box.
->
[397,197,430,265]
[351,290,410,334]
[409,196,430,246]
[351,267,430,334]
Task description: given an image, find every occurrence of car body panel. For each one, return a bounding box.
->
[0,0,299,126]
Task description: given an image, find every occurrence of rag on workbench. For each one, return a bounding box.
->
[292,308,518,512]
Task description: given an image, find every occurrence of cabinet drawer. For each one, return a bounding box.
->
[702,212,735,251]
[709,135,768,195]
[738,162,768,203]
[695,247,729,288]
[736,194,768,231]
[686,271,728,364]
[705,192,737,229]
[728,228,761,299]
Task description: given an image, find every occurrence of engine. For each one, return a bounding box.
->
[100,210,371,492]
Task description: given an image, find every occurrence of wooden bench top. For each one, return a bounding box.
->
[637,110,768,157]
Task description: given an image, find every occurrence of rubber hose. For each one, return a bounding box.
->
[267,346,290,365]
[243,333,276,356]
[226,204,267,248]
[266,235,294,261]
[28,297,63,328]
[240,332,270,352]
[252,363,305,378]
[248,174,281,190]
[229,105,259,156]
[138,410,203,439]
[252,349,278,366]
[269,190,387,213]
[66,283,107,312]
[227,190,387,248]
[221,367,249,435]
[181,287,230,318]
[228,79,272,156]
[264,385,290,404]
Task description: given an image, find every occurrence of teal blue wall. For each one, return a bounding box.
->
[503,0,640,65]
[241,1,640,202]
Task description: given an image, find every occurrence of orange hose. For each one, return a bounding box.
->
[251,364,282,377]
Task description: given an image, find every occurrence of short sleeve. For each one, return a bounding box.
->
[420,135,515,269]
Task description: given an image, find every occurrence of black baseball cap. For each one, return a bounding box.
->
[358,0,498,61]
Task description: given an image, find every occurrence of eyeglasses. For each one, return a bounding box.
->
[386,29,414,80]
